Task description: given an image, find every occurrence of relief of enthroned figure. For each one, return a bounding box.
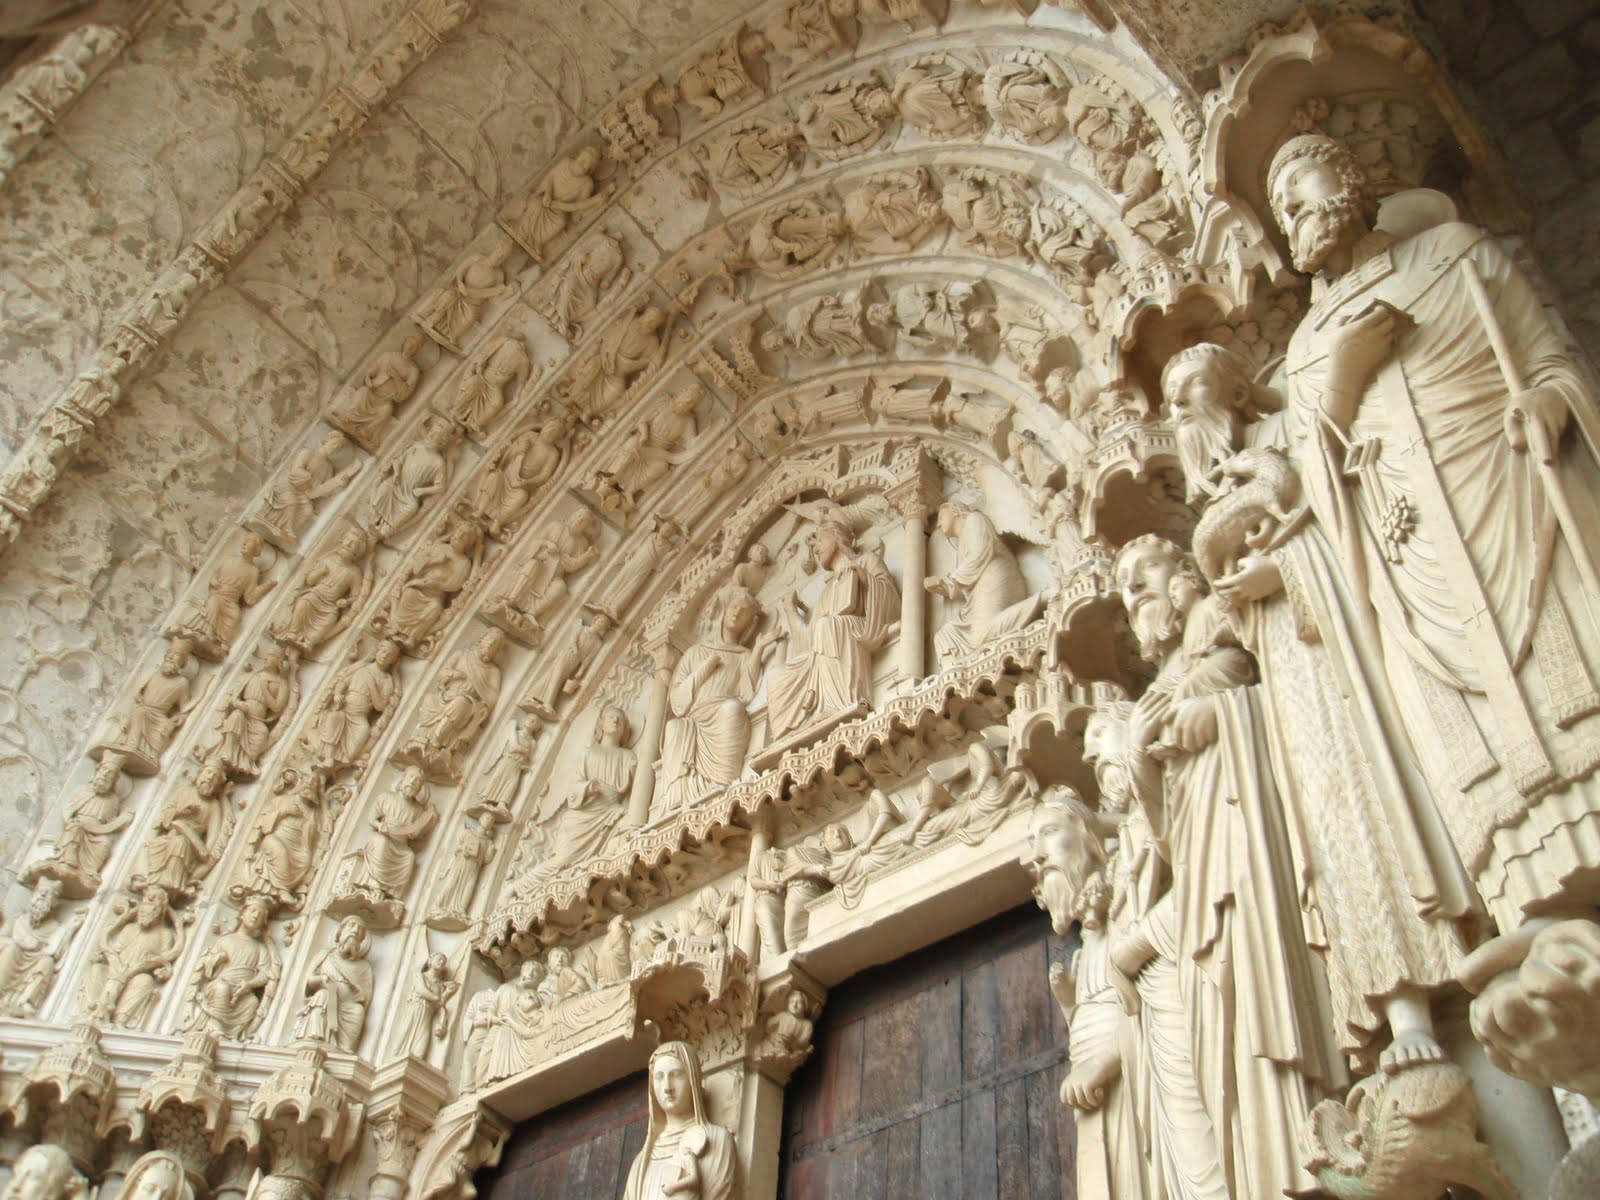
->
[766,517,898,743]
[657,586,782,816]
[926,501,1046,661]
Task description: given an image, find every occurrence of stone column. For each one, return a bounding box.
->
[887,447,941,687]
[899,507,928,681]
[739,803,776,961]
[625,643,674,828]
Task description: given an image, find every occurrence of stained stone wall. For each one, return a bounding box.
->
[1417,0,1600,347]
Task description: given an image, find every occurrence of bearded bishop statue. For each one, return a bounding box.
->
[1268,134,1600,955]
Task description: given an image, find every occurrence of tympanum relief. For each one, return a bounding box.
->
[4,8,1596,1200]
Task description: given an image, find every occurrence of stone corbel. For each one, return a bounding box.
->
[247,1045,364,1199]
[3,1021,118,1179]
[133,1031,232,1193]
[409,1100,511,1200]
[365,1055,453,1200]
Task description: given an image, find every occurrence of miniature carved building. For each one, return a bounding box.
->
[0,2,1598,1198]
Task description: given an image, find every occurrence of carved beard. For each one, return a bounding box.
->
[1286,189,1364,274]
[1128,592,1182,662]
[1175,408,1237,502]
[1035,866,1075,935]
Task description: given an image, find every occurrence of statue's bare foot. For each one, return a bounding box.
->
[1380,1028,1446,1075]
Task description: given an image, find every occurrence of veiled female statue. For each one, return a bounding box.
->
[623,1041,740,1200]
[658,587,779,815]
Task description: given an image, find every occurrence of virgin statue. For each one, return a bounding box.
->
[622,1041,740,1200]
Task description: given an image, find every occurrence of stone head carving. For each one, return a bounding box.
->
[1266,132,1377,275]
[1024,789,1107,935]
[1112,534,1198,662]
[595,704,631,747]
[2,1144,85,1200]
[120,1151,195,1200]
[1162,342,1280,500]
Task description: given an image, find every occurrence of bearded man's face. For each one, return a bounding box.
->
[1271,155,1366,275]
[1119,551,1183,662]
[1167,363,1241,500]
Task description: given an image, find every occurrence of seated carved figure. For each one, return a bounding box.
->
[399,630,506,781]
[926,502,1044,660]
[658,587,779,815]
[0,879,85,1017]
[187,895,280,1040]
[767,519,898,741]
[82,885,184,1029]
[513,706,635,894]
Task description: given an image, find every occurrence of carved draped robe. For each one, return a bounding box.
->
[196,932,276,1036]
[298,947,372,1051]
[1135,599,1341,1200]
[1218,422,1470,1055]
[659,633,764,814]
[523,742,636,889]
[136,783,221,894]
[933,509,1039,660]
[1284,221,1600,926]
[768,552,898,739]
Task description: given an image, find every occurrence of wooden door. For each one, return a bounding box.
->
[780,904,1078,1199]
[476,1071,647,1199]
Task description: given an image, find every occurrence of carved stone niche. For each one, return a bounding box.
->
[247,1045,364,1200]
[133,1031,232,1194]
[1072,387,1195,549]
[1194,9,1521,286]
[1045,549,1146,693]
[3,1021,117,1181]
[1006,668,1118,800]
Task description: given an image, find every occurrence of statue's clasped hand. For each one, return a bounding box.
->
[1324,301,1412,424]
[1504,384,1569,461]
[1213,554,1283,606]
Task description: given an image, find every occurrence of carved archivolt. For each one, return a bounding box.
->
[7,6,1587,1200]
